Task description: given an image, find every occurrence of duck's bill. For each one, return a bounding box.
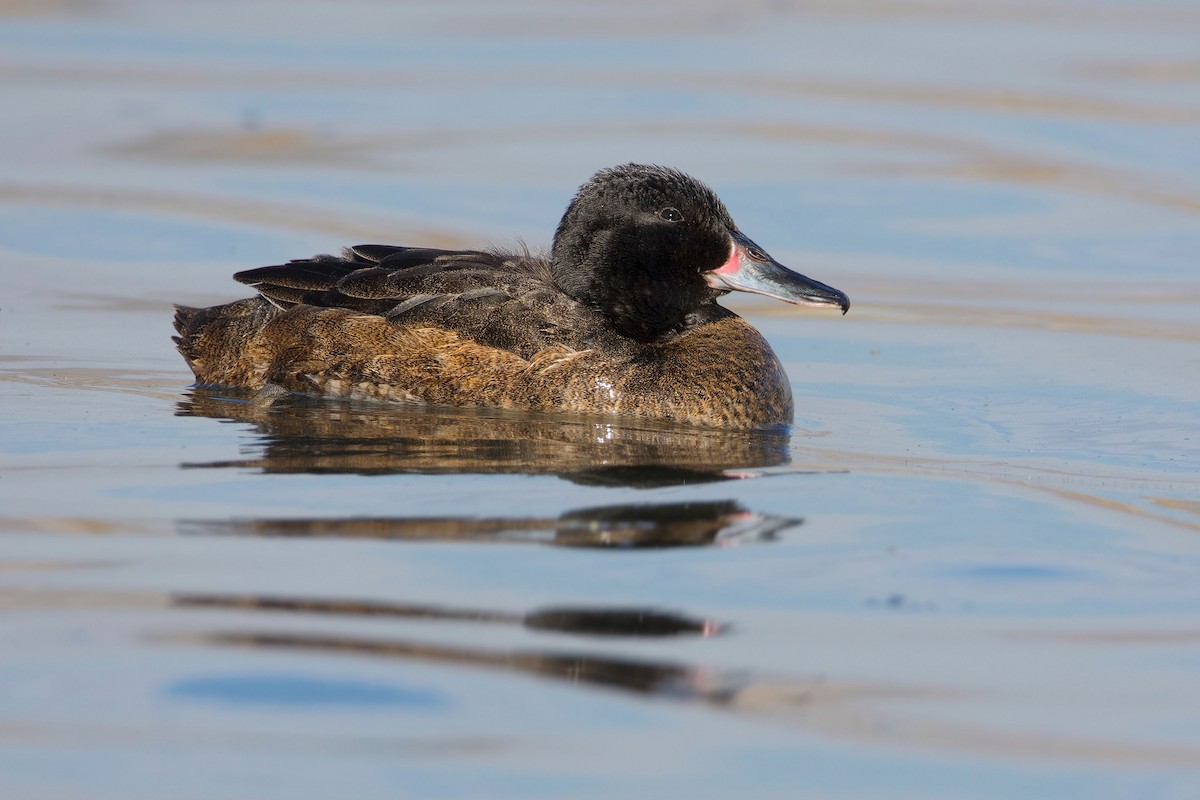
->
[705,231,850,314]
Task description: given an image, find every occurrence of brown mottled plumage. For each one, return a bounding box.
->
[174,164,849,429]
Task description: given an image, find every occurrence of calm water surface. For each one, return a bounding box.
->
[2,2,1199,798]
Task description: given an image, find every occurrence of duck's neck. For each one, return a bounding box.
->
[552,236,721,343]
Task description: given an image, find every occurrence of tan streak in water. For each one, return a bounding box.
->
[1080,59,1200,83]
[713,75,1200,125]
[1017,628,1200,645]
[787,694,1200,768]
[1151,498,1200,518]
[100,116,1200,224]
[880,156,1200,217]
[750,0,1200,29]
[847,302,1200,343]
[0,0,89,16]
[105,129,382,167]
[784,447,1200,536]
[0,184,471,247]
[731,120,1200,218]
[0,588,166,611]
[0,367,190,402]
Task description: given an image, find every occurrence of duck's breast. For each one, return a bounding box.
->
[531,315,792,428]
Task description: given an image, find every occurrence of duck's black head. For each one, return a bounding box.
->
[550,164,849,342]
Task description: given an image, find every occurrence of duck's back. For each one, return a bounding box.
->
[234,245,600,359]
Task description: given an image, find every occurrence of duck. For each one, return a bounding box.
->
[174,164,849,429]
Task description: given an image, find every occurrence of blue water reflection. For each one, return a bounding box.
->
[0,207,300,263]
[168,674,446,709]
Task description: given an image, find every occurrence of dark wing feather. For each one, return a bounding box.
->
[234,245,594,358]
[235,255,362,293]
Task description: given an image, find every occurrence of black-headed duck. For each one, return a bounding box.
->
[174,164,849,429]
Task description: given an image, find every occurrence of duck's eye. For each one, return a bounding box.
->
[659,207,683,222]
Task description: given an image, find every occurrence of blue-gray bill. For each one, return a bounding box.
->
[705,231,850,314]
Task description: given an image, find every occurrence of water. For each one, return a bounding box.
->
[2,1,1199,797]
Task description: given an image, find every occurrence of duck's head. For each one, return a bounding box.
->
[551,164,850,342]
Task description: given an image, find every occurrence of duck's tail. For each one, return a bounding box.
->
[172,304,205,366]
[173,297,281,388]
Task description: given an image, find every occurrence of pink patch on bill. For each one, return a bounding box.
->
[713,240,741,275]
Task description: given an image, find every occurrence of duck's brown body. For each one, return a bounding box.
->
[174,294,792,429]
[173,165,847,430]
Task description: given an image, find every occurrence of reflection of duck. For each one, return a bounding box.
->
[176,594,724,638]
[175,592,730,697]
[177,388,792,486]
[182,604,901,710]
[180,500,801,549]
[174,164,848,429]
